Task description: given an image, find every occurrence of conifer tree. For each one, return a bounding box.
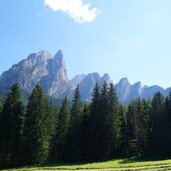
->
[23,85,54,164]
[0,84,24,167]
[164,92,171,155]
[151,92,164,156]
[98,81,110,159]
[79,103,91,160]
[107,83,120,157]
[50,97,70,161]
[118,105,129,155]
[141,99,152,155]
[87,82,101,160]
[127,98,148,156]
[66,85,83,160]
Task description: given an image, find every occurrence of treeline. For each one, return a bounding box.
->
[0,82,171,168]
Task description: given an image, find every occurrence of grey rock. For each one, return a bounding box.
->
[70,74,86,87]
[115,78,131,103]
[0,50,171,104]
[0,50,69,98]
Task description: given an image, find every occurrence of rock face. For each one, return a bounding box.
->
[0,49,171,103]
[70,74,86,87]
[79,73,111,101]
[115,78,131,103]
[0,50,69,98]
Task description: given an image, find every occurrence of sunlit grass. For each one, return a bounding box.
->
[3,158,171,171]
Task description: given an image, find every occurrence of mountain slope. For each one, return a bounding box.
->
[0,50,170,103]
[0,50,69,98]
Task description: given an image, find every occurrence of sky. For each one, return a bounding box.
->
[1,0,171,88]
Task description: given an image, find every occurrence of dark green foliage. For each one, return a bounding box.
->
[50,97,70,161]
[23,85,55,164]
[2,82,171,167]
[118,105,129,155]
[79,103,91,160]
[66,85,83,161]
[164,93,171,156]
[87,82,121,160]
[126,98,151,157]
[0,84,24,167]
[151,92,165,156]
[107,83,121,157]
[87,82,102,160]
[0,100,2,113]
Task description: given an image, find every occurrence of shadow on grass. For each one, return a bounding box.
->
[25,160,99,169]
[119,156,171,165]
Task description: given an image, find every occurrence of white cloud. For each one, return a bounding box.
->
[44,0,99,23]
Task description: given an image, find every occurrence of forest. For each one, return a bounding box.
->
[0,82,171,168]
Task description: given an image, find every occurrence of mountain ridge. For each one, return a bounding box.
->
[0,50,170,103]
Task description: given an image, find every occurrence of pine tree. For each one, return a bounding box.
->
[127,98,147,156]
[0,84,24,167]
[105,83,120,158]
[164,92,171,155]
[79,103,91,160]
[98,81,110,159]
[23,85,54,164]
[50,97,70,161]
[151,92,164,156]
[141,99,152,155]
[86,82,101,160]
[66,85,83,161]
[118,105,129,156]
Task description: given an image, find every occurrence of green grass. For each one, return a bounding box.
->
[3,158,171,171]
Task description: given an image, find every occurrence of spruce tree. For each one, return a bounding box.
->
[79,103,91,160]
[0,84,24,167]
[50,97,70,161]
[23,85,54,164]
[87,82,101,160]
[118,105,129,156]
[66,85,83,161]
[106,83,120,158]
[98,81,109,159]
[151,92,165,156]
[141,99,152,155]
[164,92,171,155]
[127,98,146,156]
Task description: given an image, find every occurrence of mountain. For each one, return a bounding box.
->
[0,50,69,98]
[0,49,170,103]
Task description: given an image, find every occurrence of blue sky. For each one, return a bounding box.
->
[1,0,171,88]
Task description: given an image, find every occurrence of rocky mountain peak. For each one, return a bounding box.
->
[0,49,171,104]
[118,77,130,86]
[0,50,69,97]
[100,73,111,84]
[27,50,52,62]
[54,49,63,60]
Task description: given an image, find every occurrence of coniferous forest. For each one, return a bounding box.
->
[0,82,171,168]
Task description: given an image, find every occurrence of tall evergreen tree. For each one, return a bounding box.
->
[164,92,171,155]
[141,99,152,155]
[118,105,129,156]
[126,98,150,156]
[105,83,120,158]
[66,85,83,161]
[79,103,89,158]
[86,82,101,160]
[98,81,110,159]
[151,92,165,156]
[50,97,70,161]
[23,85,54,164]
[0,84,24,167]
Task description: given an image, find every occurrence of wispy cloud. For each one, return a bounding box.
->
[44,0,99,23]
